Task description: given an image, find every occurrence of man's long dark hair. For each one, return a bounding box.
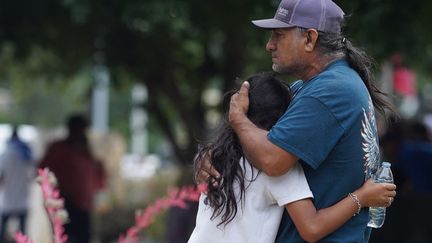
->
[305,28,396,117]
[193,72,291,226]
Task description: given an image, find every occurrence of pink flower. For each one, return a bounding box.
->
[16,167,208,243]
[119,184,207,243]
[38,168,69,243]
[13,168,68,243]
[14,232,34,243]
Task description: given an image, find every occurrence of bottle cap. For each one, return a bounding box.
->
[382,161,391,167]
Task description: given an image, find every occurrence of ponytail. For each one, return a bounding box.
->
[343,39,395,116]
[311,28,396,118]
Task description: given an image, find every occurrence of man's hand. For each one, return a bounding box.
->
[194,151,221,187]
[229,81,250,126]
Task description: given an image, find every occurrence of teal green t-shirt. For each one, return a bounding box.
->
[268,60,380,242]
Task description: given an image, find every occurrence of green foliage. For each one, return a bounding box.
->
[336,0,432,70]
[1,0,432,165]
[0,45,90,125]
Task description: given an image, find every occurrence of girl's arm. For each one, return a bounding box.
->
[286,179,396,243]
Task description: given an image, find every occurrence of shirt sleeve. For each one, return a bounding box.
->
[266,163,313,206]
[268,96,345,169]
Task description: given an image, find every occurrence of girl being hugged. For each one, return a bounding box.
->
[189,72,396,243]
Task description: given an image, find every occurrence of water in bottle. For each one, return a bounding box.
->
[368,161,393,228]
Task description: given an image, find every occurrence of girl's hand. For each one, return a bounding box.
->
[354,179,396,208]
[193,152,221,187]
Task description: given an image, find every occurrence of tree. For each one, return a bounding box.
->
[0,0,275,166]
[1,0,431,166]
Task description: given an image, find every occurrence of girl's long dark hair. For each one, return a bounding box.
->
[194,72,291,226]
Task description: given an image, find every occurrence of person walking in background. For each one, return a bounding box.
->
[0,126,35,243]
[39,114,106,243]
[196,0,396,242]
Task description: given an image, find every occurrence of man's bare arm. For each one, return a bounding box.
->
[229,81,298,176]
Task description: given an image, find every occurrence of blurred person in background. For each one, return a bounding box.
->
[373,119,432,242]
[0,126,35,243]
[391,53,419,119]
[380,119,432,195]
[164,169,198,243]
[39,114,106,243]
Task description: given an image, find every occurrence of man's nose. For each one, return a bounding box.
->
[266,39,275,52]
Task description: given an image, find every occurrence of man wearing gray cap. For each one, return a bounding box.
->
[197,0,395,242]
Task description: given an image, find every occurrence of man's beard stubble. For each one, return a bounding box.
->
[272,62,306,79]
[272,63,296,76]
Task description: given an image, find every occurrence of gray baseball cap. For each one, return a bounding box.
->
[252,0,345,34]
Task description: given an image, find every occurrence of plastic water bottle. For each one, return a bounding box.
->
[367,161,393,228]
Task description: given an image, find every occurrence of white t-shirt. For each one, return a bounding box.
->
[188,160,313,243]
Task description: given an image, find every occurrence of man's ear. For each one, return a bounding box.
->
[304,28,319,52]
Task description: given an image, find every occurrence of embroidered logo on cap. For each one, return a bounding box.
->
[276,7,289,17]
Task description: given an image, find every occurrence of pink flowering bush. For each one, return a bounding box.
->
[14,232,34,243]
[118,183,206,243]
[15,168,206,243]
[15,168,69,243]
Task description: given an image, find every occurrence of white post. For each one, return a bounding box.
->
[130,83,148,155]
[91,63,110,133]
